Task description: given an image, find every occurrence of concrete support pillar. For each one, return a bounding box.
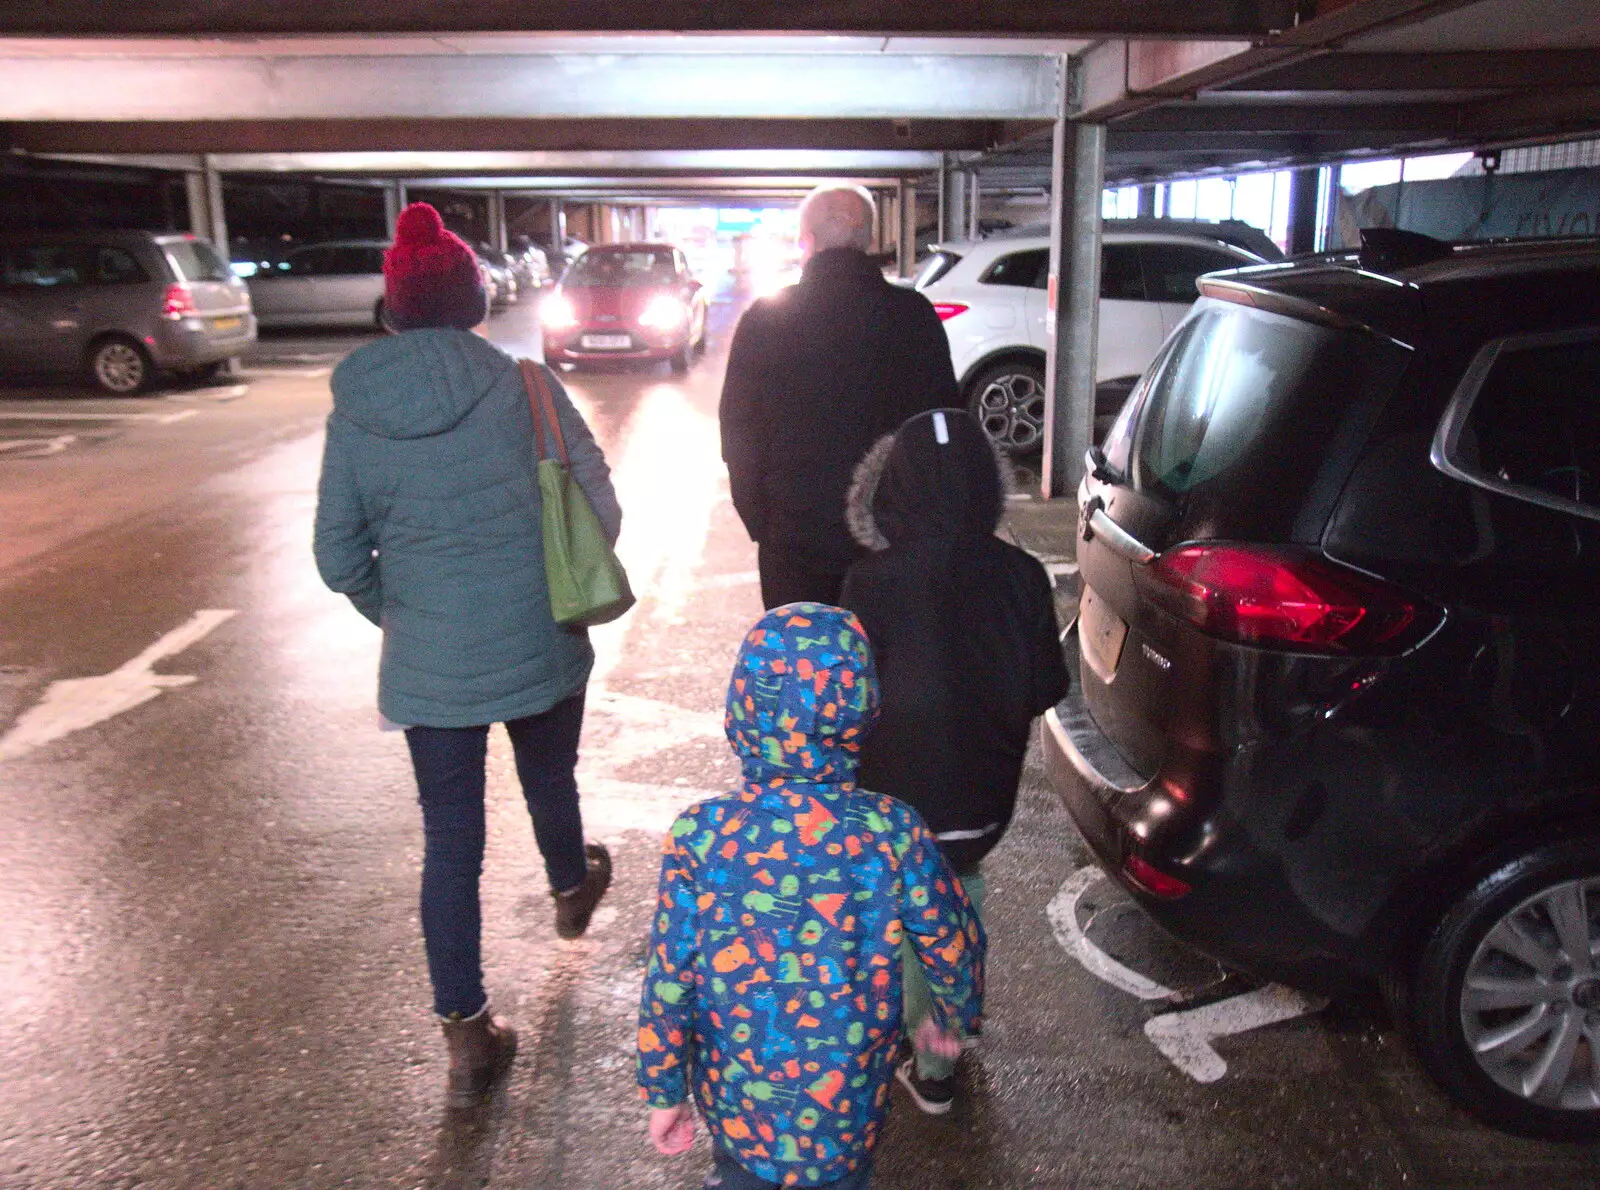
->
[1137,184,1158,219]
[185,156,239,373]
[384,181,408,238]
[966,171,981,241]
[184,157,229,253]
[897,178,916,278]
[548,198,566,247]
[1041,108,1106,498]
[940,159,967,242]
[1287,168,1320,256]
[1323,164,1343,251]
[488,190,508,252]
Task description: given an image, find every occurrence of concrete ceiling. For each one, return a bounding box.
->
[2,1,1599,198]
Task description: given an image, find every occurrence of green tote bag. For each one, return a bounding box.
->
[520,360,635,627]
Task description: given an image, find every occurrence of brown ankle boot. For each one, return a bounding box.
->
[553,842,613,939]
[440,1005,518,1107]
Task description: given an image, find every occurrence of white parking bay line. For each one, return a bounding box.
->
[0,609,237,762]
[0,410,198,425]
[1144,985,1328,1083]
[1046,866,1176,1001]
[0,435,76,457]
[694,570,760,591]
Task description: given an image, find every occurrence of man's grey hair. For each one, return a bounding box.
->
[798,184,876,254]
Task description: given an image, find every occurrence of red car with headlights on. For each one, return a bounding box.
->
[541,242,708,373]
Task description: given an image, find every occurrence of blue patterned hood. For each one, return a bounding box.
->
[725,602,879,787]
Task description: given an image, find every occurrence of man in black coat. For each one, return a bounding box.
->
[720,184,960,608]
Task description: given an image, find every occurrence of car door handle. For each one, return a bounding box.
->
[1080,493,1156,564]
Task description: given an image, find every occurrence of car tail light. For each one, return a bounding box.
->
[932,302,969,321]
[163,283,200,320]
[1137,543,1438,655]
[1122,854,1191,900]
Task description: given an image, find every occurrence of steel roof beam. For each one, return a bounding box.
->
[1220,50,1600,92]
[0,51,1061,121]
[1074,0,1487,123]
[2,118,1003,156]
[0,1,1298,38]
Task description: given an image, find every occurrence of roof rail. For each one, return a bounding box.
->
[1357,228,1454,273]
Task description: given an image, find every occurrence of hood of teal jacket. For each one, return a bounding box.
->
[724,602,879,786]
[329,328,515,440]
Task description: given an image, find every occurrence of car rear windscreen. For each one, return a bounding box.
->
[163,239,233,284]
[1128,298,1410,541]
[912,250,962,290]
[567,249,676,287]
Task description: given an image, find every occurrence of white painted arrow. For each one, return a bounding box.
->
[1143,984,1328,1083]
[0,609,237,762]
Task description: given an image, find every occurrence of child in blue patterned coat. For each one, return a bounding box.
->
[637,603,984,1189]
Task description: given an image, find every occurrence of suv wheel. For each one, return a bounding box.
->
[87,336,153,395]
[969,360,1046,456]
[1398,835,1600,1139]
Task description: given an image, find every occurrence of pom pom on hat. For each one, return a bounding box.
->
[383,202,488,332]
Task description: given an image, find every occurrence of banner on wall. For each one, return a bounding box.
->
[1338,167,1600,245]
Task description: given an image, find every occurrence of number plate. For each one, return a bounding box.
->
[1079,587,1128,683]
[580,333,632,349]
[211,316,242,331]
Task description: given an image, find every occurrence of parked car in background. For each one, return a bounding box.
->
[0,230,254,394]
[1045,230,1600,1139]
[476,246,520,308]
[508,238,552,291]
[915,224,1269,455]
[247,240,389,330]
[541,242,707,373]
[535,235,589,276]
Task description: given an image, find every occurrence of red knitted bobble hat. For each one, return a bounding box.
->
[383,203,488,332]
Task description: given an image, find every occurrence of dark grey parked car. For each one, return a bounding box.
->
[0,231,255,394]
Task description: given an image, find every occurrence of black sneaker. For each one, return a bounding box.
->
[895,1057,954,1115]
[553,842,612,939]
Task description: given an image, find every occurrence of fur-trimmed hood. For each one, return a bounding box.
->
[846,408,1014,551]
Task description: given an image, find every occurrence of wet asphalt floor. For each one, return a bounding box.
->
[1,294,1596,1189]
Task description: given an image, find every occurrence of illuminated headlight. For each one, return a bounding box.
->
[638,295,689,331]
[539,294,579,331]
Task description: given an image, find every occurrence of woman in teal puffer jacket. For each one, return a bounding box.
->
[313,203,620,1106]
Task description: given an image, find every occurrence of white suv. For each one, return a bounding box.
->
[914,225,1269,454]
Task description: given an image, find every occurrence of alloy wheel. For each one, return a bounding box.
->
[973,369,1045,453]
[93,340,148,394]
[1459,877,1600,1110]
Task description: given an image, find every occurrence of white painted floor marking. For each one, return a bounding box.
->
[0,410,197,424]
[1143,985,1329,1083]
[0,435,76,457]
[1049,866,1328,1082]
[1047,866,1176,1001]
[1045,561,1080,578]
[0,609,237,762]
[695,570,760,590]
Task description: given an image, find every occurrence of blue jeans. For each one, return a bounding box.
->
[405,694,588,1018]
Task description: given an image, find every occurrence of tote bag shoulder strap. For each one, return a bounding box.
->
[519,359,571,469]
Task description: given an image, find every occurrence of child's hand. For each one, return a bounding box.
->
[913,1015,963,1060]
[649,1102,696,1155]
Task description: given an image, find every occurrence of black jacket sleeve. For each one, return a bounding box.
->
[720,303,772,542]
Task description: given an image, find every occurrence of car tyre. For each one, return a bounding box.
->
[1395,833,1600,1140]
[967,359,1046,457]
[87,335,153,395]
[374,299,388,331]
[670,345,691,375]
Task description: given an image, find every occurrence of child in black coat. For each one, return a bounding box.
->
[840,407,1070,1113]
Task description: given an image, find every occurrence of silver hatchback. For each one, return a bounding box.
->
[0,231,256,394]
